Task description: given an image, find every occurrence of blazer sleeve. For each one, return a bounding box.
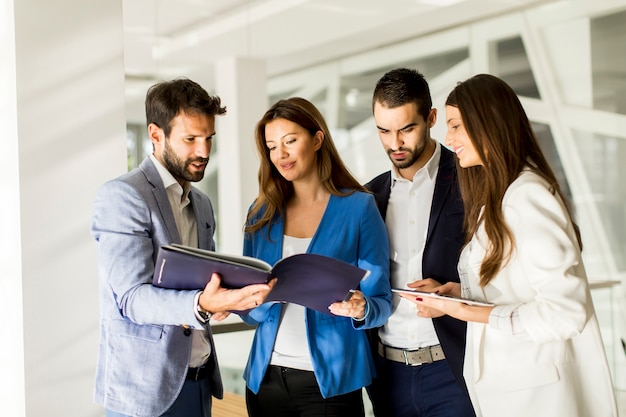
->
[497,177,590,344]
[239,216,281,325]
[352,194,392,329]
[91,179,204,328]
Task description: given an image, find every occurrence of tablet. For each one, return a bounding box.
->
[392,288,494,307]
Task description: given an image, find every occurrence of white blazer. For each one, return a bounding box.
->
[459,169,617,417]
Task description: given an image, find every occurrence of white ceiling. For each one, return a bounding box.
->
[122,0,549,122]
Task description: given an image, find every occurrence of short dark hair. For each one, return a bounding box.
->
[372,68,432,120]
[145,78,226,137]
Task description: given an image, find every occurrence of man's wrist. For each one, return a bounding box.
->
[194,291,212,323]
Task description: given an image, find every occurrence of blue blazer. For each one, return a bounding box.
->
[241,191,392,398]
[365,146,468,387]
[91,157,223,417]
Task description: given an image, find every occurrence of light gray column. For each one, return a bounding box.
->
[2,1,127,416]
[214,58,267,254]
[1,1,25,416]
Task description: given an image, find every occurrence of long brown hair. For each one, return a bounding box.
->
[244,97,366,235]
[446,74,581,286]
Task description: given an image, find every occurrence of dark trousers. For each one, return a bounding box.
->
[105,378,212,417]
[367,355,475,417]
[246,365,365,417]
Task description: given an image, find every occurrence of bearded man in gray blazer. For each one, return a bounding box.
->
[91,78,273,417]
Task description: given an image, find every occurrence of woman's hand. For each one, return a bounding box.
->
[397,278,450,318]
[210,311,231,322]
[328,290,366,319]
[398,281,493,324]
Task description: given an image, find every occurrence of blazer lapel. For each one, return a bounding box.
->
[307,193,338,254]
[426,147,455,244]
[366,171,392,220]
[190,189,214,250]
[140,158,181,244]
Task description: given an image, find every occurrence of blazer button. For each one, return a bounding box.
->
[183,327,191,336]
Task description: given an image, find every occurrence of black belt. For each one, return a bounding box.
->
[378,341,445,366]
[186,366,210,381]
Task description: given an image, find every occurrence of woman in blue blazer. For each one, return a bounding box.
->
[240,97,392,417]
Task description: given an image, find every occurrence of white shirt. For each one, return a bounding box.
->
[379,143,441,349]
[270,235,314,371]
[150,154,211,367]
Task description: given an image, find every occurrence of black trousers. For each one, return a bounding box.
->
[246,365,365,417]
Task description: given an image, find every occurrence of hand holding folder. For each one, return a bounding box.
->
[152,244,371,315]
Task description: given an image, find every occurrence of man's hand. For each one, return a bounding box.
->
[198,274,277,317]
[428,281,462,298]
[407,278,441,292]
[402,278,446,318]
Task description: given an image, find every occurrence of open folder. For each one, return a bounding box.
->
[152,244,371,315]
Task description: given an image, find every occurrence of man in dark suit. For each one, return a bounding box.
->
[365,68,475,417]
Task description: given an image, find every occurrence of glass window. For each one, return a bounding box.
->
[269,88,300,105]
[493,36,541,99]
[591,10,626,116]
[337,49,469,130]
[126,123,149,170]
[532,122,573,202]
[572,129,626,271]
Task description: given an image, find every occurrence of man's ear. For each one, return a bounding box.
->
[427,108,437,129]
[148,123,164,146]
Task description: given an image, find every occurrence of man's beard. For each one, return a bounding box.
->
[387,146,421,169]
[163,139,208,183]
[387,131,428,169]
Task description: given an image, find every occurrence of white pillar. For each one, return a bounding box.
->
[214,58,267,254]
[1,1,25,416]
[2,1,127,416]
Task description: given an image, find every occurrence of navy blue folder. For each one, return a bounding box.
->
[152,244,370,315]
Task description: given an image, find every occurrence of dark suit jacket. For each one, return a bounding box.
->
[365,145,468,387]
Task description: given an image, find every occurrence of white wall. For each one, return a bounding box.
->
[1,0,25,416]
[3,1,127,416]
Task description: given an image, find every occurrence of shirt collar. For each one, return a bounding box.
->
[150,154,192,202]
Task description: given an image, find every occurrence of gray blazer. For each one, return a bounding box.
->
[91,157,223,417]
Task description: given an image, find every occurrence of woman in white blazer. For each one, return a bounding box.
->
[400,74,617,417]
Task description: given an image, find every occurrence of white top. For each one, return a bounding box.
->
[379,143,441,349]
[150,154,210,367]
[269,235,314,371]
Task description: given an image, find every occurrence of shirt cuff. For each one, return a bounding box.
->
[193,291,211,324]
[488,303,524,335]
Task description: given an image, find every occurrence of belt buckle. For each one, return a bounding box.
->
[403,349,424,366]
